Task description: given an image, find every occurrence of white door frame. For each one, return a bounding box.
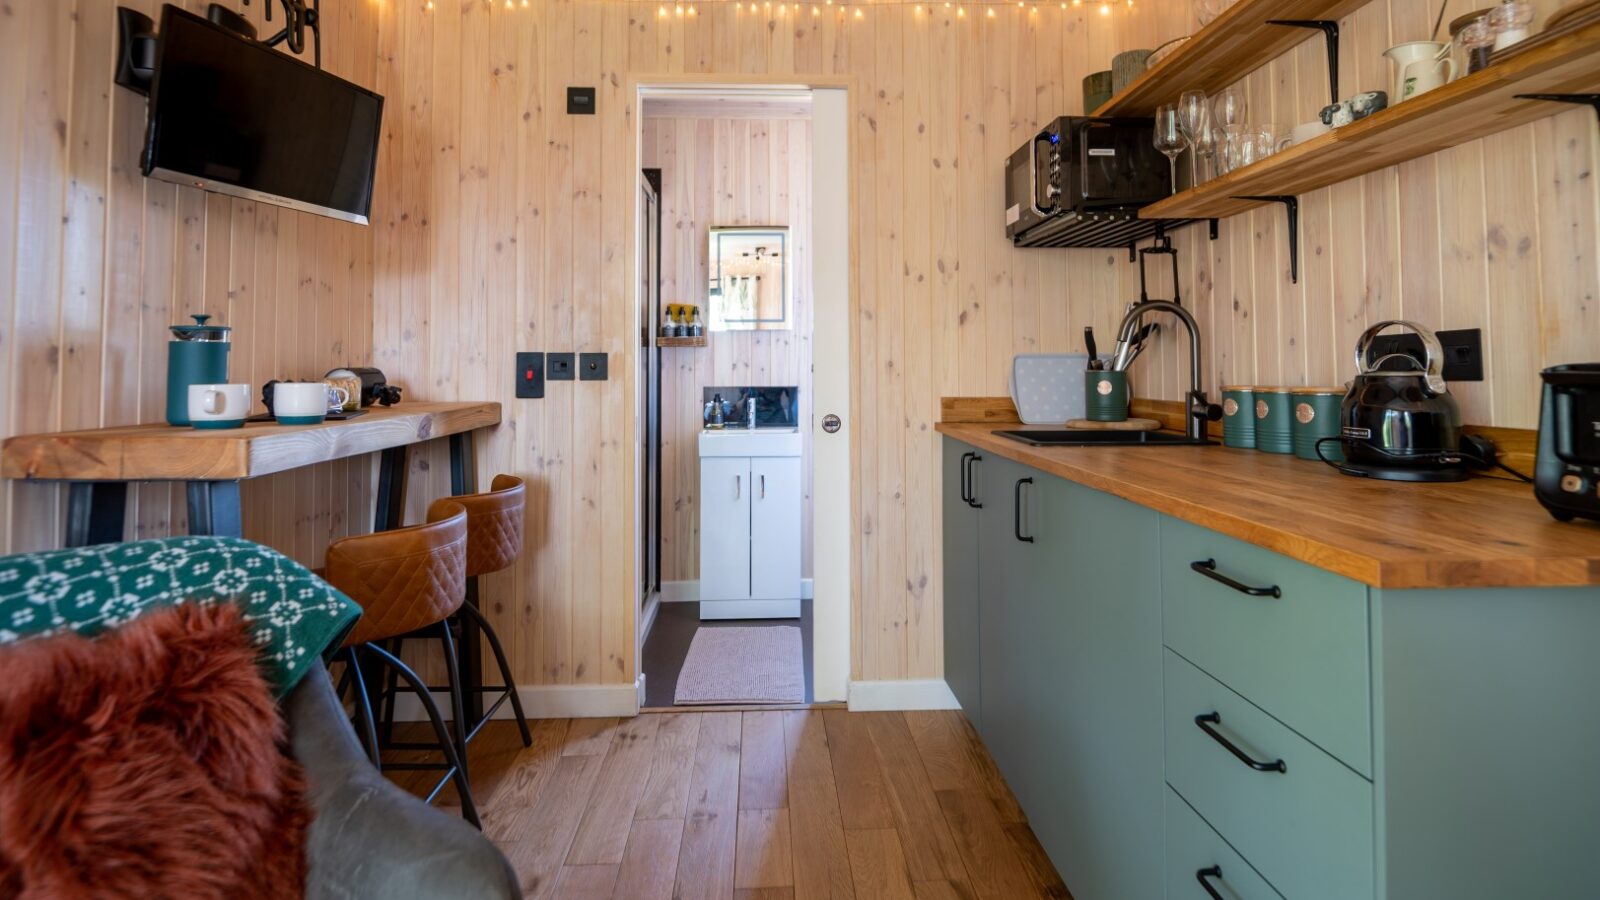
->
[629,76,855,704]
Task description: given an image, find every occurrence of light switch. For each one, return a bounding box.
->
[515,352,544,399]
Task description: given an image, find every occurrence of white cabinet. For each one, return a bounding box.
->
[699,429,803,619]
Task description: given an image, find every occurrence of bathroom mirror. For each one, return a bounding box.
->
[707,226,790,331]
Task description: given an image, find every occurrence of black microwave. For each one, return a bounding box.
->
[1005,116,1174,248]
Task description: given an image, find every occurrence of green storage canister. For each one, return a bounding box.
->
[166,314,232,426]
[1221,385,1256,449]
[1085,370,1129,423]
[1254,387,1294,454]
[1292,387,1346,462]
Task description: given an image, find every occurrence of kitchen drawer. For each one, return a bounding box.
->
[1160,516,1372,775]
[1165,787,1284,900]
[1165,650,1374,900]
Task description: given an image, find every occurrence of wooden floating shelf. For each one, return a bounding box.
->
[1141,19,1600,221]
[1092,0,1368,118]
[657,335,708,348]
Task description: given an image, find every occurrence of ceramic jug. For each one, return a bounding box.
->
[1383,41,1450,100]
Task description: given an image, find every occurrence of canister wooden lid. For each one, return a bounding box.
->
[1220,385,1256,392]
[1290,386,1348,394]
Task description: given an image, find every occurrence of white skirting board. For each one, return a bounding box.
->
[640,592,661,644]
[389,678,643,721]
[847,679,961,712]
[663,578,814,603]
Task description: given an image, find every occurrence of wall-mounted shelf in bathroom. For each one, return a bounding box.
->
[657,335,708,348]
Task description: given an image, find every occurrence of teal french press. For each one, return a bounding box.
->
[166,314,231,426]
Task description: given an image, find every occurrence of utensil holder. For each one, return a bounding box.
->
[1085,370,1129,423]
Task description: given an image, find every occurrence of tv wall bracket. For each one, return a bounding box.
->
[116,1,322,96]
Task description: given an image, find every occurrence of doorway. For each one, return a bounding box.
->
[633,81,851,708]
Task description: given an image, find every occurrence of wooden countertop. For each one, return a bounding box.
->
[2,402,501,482]
[938,423,1600,590]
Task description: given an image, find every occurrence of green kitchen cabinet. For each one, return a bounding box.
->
[977,453,1033,782]
[941,440,983,728]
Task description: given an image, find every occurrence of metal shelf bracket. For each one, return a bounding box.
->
[1513,93,1600,125]
[1209,218,1219,241]
[1268,20,1340,107]
[1232,195,1300,284]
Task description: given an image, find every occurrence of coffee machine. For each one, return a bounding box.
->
[1534,363,1600,523]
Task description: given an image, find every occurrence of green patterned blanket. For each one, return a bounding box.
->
[0,537,361,696]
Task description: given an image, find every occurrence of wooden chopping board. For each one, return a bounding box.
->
[1065,417,1162,432]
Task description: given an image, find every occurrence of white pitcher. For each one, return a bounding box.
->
[1384,41,1452,101]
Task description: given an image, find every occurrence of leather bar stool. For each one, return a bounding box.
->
[378,476,532,757]
[325,501,481,828]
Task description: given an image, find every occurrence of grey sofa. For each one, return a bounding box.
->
[286,668,522,900]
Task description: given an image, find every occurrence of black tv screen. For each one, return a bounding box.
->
[143,5,383,225]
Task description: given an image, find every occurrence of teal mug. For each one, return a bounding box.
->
[1085,370,1129,423]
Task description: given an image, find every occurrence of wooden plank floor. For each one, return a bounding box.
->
[387,710,1072,900]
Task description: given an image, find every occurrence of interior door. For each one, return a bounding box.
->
[699,456,752,602]
[638,171,662,609]
[750,455,803,601]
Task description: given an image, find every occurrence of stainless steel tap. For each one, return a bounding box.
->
[1112,300,1222,441]
[747,396,757,429]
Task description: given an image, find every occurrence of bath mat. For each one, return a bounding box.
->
[674,626,805,705]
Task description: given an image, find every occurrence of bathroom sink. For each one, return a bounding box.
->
[995,429,1215,447]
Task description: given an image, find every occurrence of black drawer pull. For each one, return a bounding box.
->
[960,448,972,506]
[1014,478,1035,543]
[1190,558,1282,598]
[1195,712,1287,773]
[1195,866,1225,899]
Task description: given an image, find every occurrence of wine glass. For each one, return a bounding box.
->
[1153,104,1185,194]
[1211,88,1247,130]
[1194,122,1220,182]
[1177,90,1210,185]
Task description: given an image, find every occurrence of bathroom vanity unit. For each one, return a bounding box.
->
[698,427,803,619]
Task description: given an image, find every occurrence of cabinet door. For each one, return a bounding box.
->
[750,455,803,600]
[1031,480,1164,900]
[977,454,1040,789]
[942,441,982,727]
[699,456,751,601]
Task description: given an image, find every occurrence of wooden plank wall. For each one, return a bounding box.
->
[372,0,1597,690]
[0,0,378,562]
[1131,0,1597,432]
[642,115,815,583]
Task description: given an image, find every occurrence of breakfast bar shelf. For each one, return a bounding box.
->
[1140,19,1600,220]
[1091,0,1369,118]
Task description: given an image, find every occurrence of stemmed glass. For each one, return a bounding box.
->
[1153,104,1185,194]
[1177,90,1210,185]
[1211,88,1247,131]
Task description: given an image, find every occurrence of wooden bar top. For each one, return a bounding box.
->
[2,402,502,483]
[938,423,1600,590]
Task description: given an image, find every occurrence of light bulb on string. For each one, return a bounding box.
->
[1099,1,1110,13]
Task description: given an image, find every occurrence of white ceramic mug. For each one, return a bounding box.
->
[187,384,251,430]
[1278,120,1331,151]
[1402,56,1457,100]
[273,381,349,425]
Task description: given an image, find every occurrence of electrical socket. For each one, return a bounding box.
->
[1365,328,1483,382]
[547,352,576,381]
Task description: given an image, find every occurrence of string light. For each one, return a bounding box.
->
[854,7,863,17]
[1100,1,1110,13]
[426,0,1145,21]
[676,4,684,14]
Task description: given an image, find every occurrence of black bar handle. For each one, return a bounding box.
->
[966,454,983,509]
[1014,478,1035,543]
[1190,558,1282,598]
[1195,866,1225,900]
[1195,712,1287,773]
[960,452,975,505]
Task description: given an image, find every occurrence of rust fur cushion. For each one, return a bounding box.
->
[0,603,308,899]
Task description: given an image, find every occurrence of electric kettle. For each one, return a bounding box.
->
[1334,320,1467,482]
[166,314,231,426]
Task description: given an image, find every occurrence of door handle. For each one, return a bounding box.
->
[1014,478,1034,543]
[1194,712,1287,773]
[760,474,766,498]
[736,475,741,500]
[959,452,975,505]
[1190,559,1282,598]
[1195,866,1225,900]
[966,454,983,509]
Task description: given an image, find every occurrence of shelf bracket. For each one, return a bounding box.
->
[1268,20,1339,107]
[1209,218,1219,241]
[1232,196,1300,284]
[1513,93,1600,125]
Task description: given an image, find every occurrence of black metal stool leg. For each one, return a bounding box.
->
[366,643,481,829]
[378,636,402,747]
[436,618,472,784]
[458,602,532,746]
[343,647,382,768]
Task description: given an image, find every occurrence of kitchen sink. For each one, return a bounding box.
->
[994,429,1215,447]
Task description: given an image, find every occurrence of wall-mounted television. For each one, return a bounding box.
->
[142,4,383,225]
